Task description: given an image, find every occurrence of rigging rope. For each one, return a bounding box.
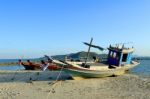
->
[46,66,64,99]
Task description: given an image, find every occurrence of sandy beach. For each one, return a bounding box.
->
[0,70,149,99]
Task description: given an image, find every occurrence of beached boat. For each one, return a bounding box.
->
[18,60,61,70]
[63,39,140,80]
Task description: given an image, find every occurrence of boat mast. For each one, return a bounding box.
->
[85,38,93,65]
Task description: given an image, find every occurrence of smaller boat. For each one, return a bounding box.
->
[63,39,140,80]
[18,60,61,70]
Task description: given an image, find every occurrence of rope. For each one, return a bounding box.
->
[46,66,64,99]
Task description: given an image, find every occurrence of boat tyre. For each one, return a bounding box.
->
[111,74,117,77]
[81,63,90,68]
[108,65,116,69]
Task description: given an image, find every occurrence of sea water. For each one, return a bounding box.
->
[0,59,25,70]
[0,65,25,70]
[0,59,149,77]
[131,60,150,77]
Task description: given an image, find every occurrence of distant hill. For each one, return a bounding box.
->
[52,51,99,61]
[0,52,107,66]
[39,51,107,61]
[68,51,99,60]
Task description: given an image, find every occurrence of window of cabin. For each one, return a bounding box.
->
[122,54,128,62]
[110,51,113,57]
[113,53,116,58]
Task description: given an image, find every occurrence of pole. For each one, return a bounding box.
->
[85,38,93,65]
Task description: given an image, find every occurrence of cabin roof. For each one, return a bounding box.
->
[108,46,134,54]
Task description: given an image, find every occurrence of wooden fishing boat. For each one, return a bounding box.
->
[64,61,139,80]
[63,39,140,80]
[18,60,61,70]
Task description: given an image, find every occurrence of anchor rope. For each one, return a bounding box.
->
[46,66,64,99]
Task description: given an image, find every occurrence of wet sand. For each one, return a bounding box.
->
[0,70,149,99]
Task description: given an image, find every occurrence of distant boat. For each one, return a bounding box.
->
[18,60,61,71]
[63,39,140,80]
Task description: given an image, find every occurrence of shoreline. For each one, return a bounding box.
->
[0,62,18,66]
[0,71,149,99]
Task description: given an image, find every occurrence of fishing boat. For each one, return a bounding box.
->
[18,60,61,70]
[63,38,140,80]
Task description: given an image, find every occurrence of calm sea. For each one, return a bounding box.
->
[130,60,150,77]
[0,59,19,63]
[0,59,149,77]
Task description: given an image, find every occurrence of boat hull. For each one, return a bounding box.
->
[64,68,125,79]
[63,61,140,80]
[21,63,60,71]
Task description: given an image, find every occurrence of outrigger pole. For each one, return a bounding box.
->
[85,38,93,65]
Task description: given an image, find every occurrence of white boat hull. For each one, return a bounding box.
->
[64,61,140,80]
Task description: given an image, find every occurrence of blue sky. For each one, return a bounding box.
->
[0,0,150,58]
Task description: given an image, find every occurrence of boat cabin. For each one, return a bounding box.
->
[107,45,134,66]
